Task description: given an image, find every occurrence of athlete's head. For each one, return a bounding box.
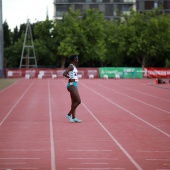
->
[69,55,78,63]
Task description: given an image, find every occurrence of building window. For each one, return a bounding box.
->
[105,4,113,16]
[56,5,69,17]
[86,0,92,3]
[145,1,154,10]
[122,4,131,13]
[56,0,68,2]
[96,0,103,3]
[99,4,104,12]
[89,4,99,9]
[75,4,83,13]
[103,0,110,2]
[163,0,170,9]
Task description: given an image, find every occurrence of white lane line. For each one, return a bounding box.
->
[0,82,33,127]
[117,85,170,102]
[0,162,26,164]
[66,150,112,152]
[137,150,170,153]
[146,159,170,161]
[81,83,170,138]
[0,149,48,151]
[82,163,108,164]
[68,168,125,170]
[0,168,39,170]
[68,158,118,160]
[99,84,170,114]
[48,80,56,170]
[0,158,40,160]
[82,102,143,170]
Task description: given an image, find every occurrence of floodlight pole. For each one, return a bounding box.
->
[0,0,4,78]
[19,19,37,68]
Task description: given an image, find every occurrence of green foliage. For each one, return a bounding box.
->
[165,58,170,68]
[3,8,170,68]
[54,8,82,67]
[80,9,107,66]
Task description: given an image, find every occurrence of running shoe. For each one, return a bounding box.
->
[66,114,74,123]
[73,118,82,123]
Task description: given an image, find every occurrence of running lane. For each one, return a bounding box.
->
[0,79,52,170]
[50,79,143,170]
[79,79,170,170]
[0,79,169,170]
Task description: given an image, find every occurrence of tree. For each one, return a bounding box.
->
[34,17,56,67]
[80,9,107,67]
[3,21,11,48]
[13,26,19,44]
[119,9,170,68]
[54,8,82,68]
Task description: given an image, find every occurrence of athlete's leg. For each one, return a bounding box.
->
[67,85,81,119]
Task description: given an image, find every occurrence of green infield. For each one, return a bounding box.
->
[0,79,18,91]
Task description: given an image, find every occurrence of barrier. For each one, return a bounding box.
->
[5,68,99,79]
[144,68,170,78]
[7,67,169,79]
[99,67,143,78]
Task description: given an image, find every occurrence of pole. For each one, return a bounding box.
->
[0,0,4,78]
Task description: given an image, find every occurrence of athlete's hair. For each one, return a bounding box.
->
[69,55,78,62]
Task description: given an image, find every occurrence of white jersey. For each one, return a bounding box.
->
[69,64,78,81]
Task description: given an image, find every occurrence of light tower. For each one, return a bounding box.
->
[19,19,37,68]
[0,0,4,77]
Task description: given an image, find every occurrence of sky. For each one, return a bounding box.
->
[2,0,54,30]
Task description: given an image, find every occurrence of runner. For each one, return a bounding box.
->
[63,55,82,123]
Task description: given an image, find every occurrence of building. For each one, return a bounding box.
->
[54,0,136,20]
[54,0,170,20]
[136,0,170,13]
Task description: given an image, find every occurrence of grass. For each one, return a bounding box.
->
[0,79,18,91]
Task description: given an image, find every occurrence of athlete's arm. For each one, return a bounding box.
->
[63,65,73,79]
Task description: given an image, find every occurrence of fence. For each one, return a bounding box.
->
[5,67,170,79]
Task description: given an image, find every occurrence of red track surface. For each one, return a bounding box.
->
[0,78,169,170]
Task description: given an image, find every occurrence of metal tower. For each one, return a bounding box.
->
[19,19,37,68]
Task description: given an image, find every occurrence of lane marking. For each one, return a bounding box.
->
[99,84,170,114]
[117,85,170,103]
[148,83,170,90]
[0,149,48,151]
[68,168,125,170]
[146,159,170,161]
[68,158,118,160]
[0,168,39,170]
[66,150,112,152]
[0,163,26,164]
[0,82,34,127]
[82,102,143,170]
[48,80,56,170]
[81,83,170,138]
[0,158,40,159]
[137,150,170,153]
[82,163,108,164]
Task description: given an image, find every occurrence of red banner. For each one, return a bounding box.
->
[144,68,170,78]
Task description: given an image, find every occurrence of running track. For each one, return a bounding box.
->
[0,78,169,170]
